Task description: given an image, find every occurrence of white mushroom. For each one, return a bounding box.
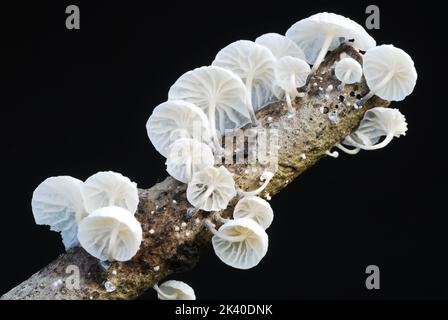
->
[212,40,277,114]
[335,57,363,90]
[233,196,273,230]
[187,166,236,211]
[153,280,196,300]
[77,206,142,262]
[82,171,139,215]
[238,170,274,197]
[205,218,268,269]
[146,100,212,157]
[31,176,87,250]
[361,45,417,103]
[166,138,215,183]
[274,56,310,114]
[168,66,250,150]
[286,12,376,72]
[341,107,408,150]
[255,33,305,60]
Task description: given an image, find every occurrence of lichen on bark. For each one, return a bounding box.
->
[1,44,389,300]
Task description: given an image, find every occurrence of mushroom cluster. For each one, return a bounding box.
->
[32,171,142,262]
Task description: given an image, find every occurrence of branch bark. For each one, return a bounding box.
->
[1,45,389,300]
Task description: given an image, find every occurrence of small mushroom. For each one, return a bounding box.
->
[77,206,142,262]
[187,166,236,211]
[205,218,268,269]
[212,40,277,114]
[255,33,305,60]
[233,196,273,230]
[361,45,417,103]
[166,138,215,183]
[82,171,139,215]
[146,100,212,157]
[168,66,250,150]
[341,107,408,150]
[153,280,196,300]
[273,56,310,114]
[238,170,274,197]
[31,176,87,250]
[335,57,362,90]
[286,12,375,72]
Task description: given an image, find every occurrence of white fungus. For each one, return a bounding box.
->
[335,57,363,90]
[31,176,87,250]
[206,218,268,270]
[238,171,274,197]
[77,206,142,262]
[187,166,236,211]
[233,196,274,230]
[255,33,305,60]
[82,171,139,215]
[168,66,251,148]
[286,12,375,72]
[146,100,212,157]
[154,280,196,300]
[212,40,277,112]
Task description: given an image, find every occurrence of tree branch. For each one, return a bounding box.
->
[1,45,389,300]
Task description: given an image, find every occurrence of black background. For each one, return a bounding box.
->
[1,0,444,300]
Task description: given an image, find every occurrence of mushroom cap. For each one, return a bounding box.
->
[166,138,215,183]
[77,206,142,262]
[335,57,363,84]
[343,107,408,147]
[82,171,139,215]
[255,33,306,60]
[31,176,87,250]
[212,218,269,269]
[363,45,417,101]
[212,40,277,110]
[274,56,310,96]
[187,166,236,211]
[168,66,251,134]
[146,100,212,158]
[233,196,273,230]
[286,12,376,65]
[156,280,196,300]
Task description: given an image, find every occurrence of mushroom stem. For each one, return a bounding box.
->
[359,71,394,105]
[208,101,224,153]
[337,71,351,91]
[285,93,294,115]
[204,219,247,242]
[311,34,334,73]
[336,143,361,155]
[245,75,260,126]
[106,223,120,260]
[237,171,274,197]
[346,134,394,150]
[153,284,178,300]
[213,212,229,224]
[325,150,339,158]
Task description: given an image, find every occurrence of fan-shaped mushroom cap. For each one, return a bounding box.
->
[146,100,212,158]
[342,107,407,150]
[187,166,236,211]
[77,206,142,262]
[233,196,273,230]
[211,218,269,269]
[166,138,215,183]
[286,12,375,70]
[363,45,417,101]
[82,171,139,215]
[31,176,87,250]
[255,33,305,60]
[154,280,196,300]
[274,56,310,97]
[168,66,251,136]
[335,57,363,85]
[212,40,277,111]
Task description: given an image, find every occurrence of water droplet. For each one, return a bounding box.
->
[300,153,306,160]
[149,228,155,234]
[112,270,117,276]
[151,210,155,214]
[100,260,110,270]
[52,279,63,287]
[104,280,116,293]
[172,200,177,204]
[153,266,160,272]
